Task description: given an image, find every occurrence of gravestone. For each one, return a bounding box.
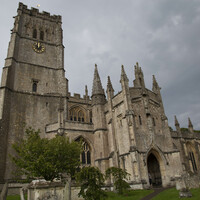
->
[0,182,8,200]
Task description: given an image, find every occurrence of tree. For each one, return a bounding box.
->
[11,127,81,181]
[76,166,107,200]
[106,167,130,195]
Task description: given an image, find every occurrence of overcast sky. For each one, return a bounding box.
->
[0,0,199,130]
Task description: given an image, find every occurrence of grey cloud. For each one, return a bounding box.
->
[0,0,199,129]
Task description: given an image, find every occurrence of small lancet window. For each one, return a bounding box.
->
[33,29,37,39]
[32,82,37,92]
[40,31,44,40]
[189,152,197,172]
[153,117,156,126]
[139,115,142,125]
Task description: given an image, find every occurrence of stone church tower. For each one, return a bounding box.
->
[0,3,200,188]
[0,3,68,180]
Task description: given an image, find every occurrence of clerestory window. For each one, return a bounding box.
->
[69,107,85,123]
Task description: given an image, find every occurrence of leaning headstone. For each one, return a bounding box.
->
[175,175,192,198]
[0,182,8,200]
[20,187,26,200]
[179,188,192,198]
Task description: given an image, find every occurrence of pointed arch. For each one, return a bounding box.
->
[146,147,167,187]
[146,145,168,166]
[186,142,198,172]
[75,136,92,165]
[69,106,86,122]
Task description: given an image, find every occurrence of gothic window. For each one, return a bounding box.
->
[40,30,44,40]
[33,29,37,39]
[32,82,37,92]
[139,115,142,125]
[189,152,197,172]
[69,107,85,123]
[75,137,91,165]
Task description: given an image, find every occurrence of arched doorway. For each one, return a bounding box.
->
[147,153,162,186]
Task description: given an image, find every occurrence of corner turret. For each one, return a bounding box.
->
[174,115,180,133]
[152,75,161,93]
[188,117,193,133]
[85,85,89,103]
[120,65,131,111]
[91,64,106,105]
[133,62,145,88]
[120,65,129,91]
[106,76,114,100]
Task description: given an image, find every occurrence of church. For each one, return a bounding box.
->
[0,2,200,189]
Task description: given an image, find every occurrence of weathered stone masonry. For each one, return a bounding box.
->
[0,3,200,189]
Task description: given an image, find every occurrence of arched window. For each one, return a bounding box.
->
[186,143,198,172]
[69,107,85,123]
[32,82,37,92]
[139,115,142,125]
[75,137,91,165]
[189,152,197,172]
[40,30,44,40]
[33,29,37,39]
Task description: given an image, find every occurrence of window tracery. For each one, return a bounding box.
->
[75,137,91,165]
[69,107,85,122]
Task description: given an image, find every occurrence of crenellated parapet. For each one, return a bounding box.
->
[68,92,91,102]
[18,2,61,23]
[11,2,63,47]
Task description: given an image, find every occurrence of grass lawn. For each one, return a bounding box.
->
[105,189,153,200]
[7,195,21,200]
[152,187,200,200]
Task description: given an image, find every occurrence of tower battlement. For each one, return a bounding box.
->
[18,2,62,23]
